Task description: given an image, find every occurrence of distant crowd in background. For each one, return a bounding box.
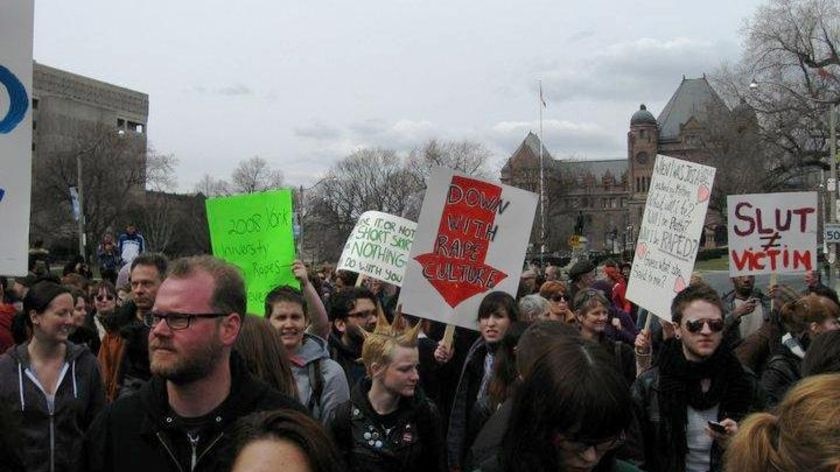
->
[1,225,840,472]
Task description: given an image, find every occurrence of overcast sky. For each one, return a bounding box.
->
[33,0,764,190]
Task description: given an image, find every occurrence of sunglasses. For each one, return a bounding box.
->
[551,294,568,302]
[684,318,724,334]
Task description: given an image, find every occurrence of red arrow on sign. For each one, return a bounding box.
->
[414,175,508,308]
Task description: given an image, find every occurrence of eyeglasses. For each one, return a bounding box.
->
[684,318,725,334]
[553,432,625,455]
[551,294,568,302]
[347,309,377,319]
[95,295,115,302]
[143,311,228,330]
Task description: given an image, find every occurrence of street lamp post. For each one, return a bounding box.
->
[77,154,85,258]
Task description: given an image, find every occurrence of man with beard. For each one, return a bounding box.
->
[85,255,303,472]
[631,284,764,472]
[722,275,770,342]
[328,287,378,389]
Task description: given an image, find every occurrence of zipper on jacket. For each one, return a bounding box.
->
[156,432,186,472]
[187,432,199,471]
[49,413,55,472]
[192,432,224,470]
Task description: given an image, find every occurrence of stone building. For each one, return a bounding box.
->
[29,62,149,254]
[501,76,741,254]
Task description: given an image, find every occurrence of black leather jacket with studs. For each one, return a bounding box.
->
[329,378,446,472]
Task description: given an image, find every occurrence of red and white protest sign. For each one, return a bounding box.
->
[399,167,538,329]
[727,192,817,276]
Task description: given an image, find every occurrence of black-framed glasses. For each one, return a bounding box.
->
[551,294,568,302]
[552,432,625,455]
[95,295,115,302]
[347,309,377,319]
[144,311,228,330]
[684,318,725,334]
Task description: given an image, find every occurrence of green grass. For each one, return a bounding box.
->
[694,256,729,271]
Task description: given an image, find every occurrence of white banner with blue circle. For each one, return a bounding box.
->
[0,0,34,275]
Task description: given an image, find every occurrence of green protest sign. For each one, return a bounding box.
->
[205,189,299,315]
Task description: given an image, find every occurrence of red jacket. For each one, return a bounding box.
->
[0,304,16,352]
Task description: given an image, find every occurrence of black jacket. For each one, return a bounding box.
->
[0,342,105,472]
[761,348,801,408]
[329,378,446,472]
[630,365,765,472]
[84,353,305,472]
[328,331,367,389]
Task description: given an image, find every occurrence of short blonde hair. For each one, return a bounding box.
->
[360,311,421,375]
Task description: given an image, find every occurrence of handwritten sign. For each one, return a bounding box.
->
[627,155,716,321]
[0,0,34,275]
[205,190,299,314]
[399,167,538,329]
[727,192,817,276]
[337,211,416,286]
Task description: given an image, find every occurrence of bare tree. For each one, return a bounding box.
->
[230,156,284,194]
[145,149,179,192]
[712,0,840,183]
[32,122,146,256]
[406,139,493,188]
[193,173,230,197]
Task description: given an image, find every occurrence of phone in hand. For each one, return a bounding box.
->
[707,420,727,434]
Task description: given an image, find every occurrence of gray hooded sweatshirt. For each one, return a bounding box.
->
[0,341,105,472]
[291,332,350,422]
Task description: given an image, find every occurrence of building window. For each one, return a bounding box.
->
[117,118,125,128]
[640,129,646,139]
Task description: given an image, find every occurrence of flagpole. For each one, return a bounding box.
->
[539,80,546,270]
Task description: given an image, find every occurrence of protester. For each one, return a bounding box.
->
[722,275,771,342]
[603,259,631,314]
[573,289,636,384]
[517,293,550,322]
[235,315,299,399]
[96,234,121,285]
[68,288,101,355]
[539,281,575,323]
[267,284,349,423]
[332,270,358,292]
[328,287,378,388]
[448,291,519,471]
[469,320,582,470]
[472,322,528,437]
[84,255,304,471]
[114,253,167,398]
[567,259,596,302]
[231,409,344,472]
[761,293,840,406]
[496,337,640,472]
[544,264,558,282]
[0,280,105,472]
[803,269,832,295]
[328,311,445,472]
[92,280,125,402]
[28,239,51,276]
[724,373,840,472]
[0,276,17,352]
[592,279,638,345]
[0,400,26,472]
[802,329,840,376]
[631,284,764,472]
[117,223,146,267]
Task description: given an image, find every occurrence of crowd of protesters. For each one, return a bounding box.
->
[1,227,840,472]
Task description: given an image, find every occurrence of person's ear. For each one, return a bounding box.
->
[335,319,347,334]
[809,321,820,335]
[29,309,40,326]
[219,313,242,346]
[370,361,387,379]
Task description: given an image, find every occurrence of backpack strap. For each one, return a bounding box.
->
[307,358,325,413]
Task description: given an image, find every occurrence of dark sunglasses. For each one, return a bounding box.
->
[684,318,724,334]
[551,294,568,302]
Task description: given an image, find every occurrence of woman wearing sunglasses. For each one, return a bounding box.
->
[498,337,640,472]
[539,281,575,323]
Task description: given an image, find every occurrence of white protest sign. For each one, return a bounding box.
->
[337,211,417,286]
[727,192,817,276]
[399,167,538,329]
[626,155,716,321]
[0,0,34,275]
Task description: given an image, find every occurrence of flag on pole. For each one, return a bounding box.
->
[539,81,547,108]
